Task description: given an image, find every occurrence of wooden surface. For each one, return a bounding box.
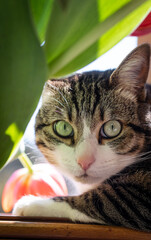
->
[0,214,151,240]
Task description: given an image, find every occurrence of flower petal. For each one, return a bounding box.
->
[2,169,26,212]
[2,163,68,212]
[14,173,31,203]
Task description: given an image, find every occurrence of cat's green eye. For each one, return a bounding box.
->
[101,120,122,138]
[53,121,74,138]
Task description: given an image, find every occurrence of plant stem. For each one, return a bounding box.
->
[18,153,33,174]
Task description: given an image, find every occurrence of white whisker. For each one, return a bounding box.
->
[53,98,66,109]
[55,106,63,111]
[48,83,70,111]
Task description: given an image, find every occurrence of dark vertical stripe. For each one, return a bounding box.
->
[124,186,151,209]
[103,189,140,229]
[126,184,151,199]
[71,81,80,115]
[91,81,101,116]
[100,107,104,121]
[121,187,151,227]
[92,192,121,226]
[67,105,72,122]
[111,186,150,226]
[87,83,92,113]
[79,77,86,112]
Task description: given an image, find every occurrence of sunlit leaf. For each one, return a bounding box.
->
[44,0,151,77]
[29,0,54,43]
[0,1,47,168]
[5,123,23,163]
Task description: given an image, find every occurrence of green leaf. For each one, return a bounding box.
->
[44,0,151,77]
[29,0,54,43]
[5,123,23,163]
[0,0,47,168]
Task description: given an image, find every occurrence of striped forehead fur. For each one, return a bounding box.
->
[40,69,142,128]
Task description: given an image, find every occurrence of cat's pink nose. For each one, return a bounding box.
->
[77,155,95,171]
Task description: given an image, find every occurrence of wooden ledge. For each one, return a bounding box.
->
[0,214,151,240]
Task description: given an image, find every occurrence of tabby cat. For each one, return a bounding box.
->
[13,44,151,232]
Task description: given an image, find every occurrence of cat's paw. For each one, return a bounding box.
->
[13,195,47,216]
[13,195,102,224]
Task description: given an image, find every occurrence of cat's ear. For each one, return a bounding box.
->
[43,79,65,92]
[110,44,150,100]
[41,80,58,102]
[42,79,69,102]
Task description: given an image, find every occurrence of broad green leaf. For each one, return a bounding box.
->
[44,0,151,77]
[29,0,54,43]
[5,123,23,163]
[0,0,47,168]
[44,0,128,64]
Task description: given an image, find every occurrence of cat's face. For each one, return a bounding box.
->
[35,44,151,185]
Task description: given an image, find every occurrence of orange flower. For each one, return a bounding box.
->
[2,154,68,212]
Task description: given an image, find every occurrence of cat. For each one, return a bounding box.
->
[13,44,151,232]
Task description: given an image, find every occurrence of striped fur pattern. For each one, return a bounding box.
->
[14,44,151,231]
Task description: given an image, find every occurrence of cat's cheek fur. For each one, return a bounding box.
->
[12,195,102,224]
[53,143,135,184]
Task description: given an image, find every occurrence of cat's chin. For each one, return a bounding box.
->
[74,174,102,185]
